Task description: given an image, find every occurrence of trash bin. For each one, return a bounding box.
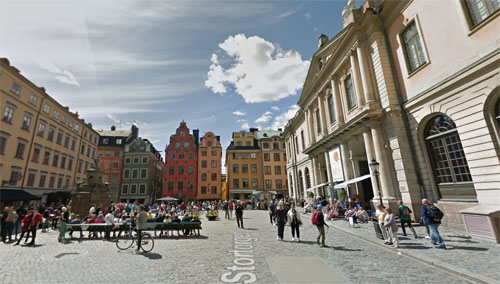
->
[372,219,384,240]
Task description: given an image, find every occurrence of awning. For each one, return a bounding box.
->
[268,191,278,194]
[334,174,371,189]
[251,190,263,195]
[0,188,41,201]
[305,182,330,193]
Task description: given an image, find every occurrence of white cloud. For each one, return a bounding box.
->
[105,114,121,123]
[304,12,312,21]
[241,122,250,130]
[271,106,279,111]
[271,104,300,130]
[232,110,246,116]
[205,34,309,103]
[37,58,80,86]
[255,111,273,123]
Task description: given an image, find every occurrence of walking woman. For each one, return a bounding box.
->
[287,204,302,242]
[274,202,287,241]
[384,208,399,248]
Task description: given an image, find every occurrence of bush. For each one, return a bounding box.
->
[307,191,314,199]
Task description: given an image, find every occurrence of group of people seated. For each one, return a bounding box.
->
[343,206,370,223]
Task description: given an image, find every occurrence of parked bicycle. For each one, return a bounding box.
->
[116,221,154,253]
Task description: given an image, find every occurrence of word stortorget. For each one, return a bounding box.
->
[1,0,500,283]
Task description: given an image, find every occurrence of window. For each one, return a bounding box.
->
[168,166,174,175]
[68,157,73,171]
[122,184,129,195]
[264,153,270,161]
[169,153,175,159]
[276,179,283,189]
[133,157,139,164]
[201,173,207,181]
[139,184,146,194]
[60,155,67,169]
[74,124,79,132]
[211,151,217,156]
[250,153,256,159]
[175,142,180,148]
[187,182,194,190]
[263,143,269,149]
[116,138,122,145]
[56,130,63,144]
[188,153,194,159]
[68,120,73,128]
[211,186,217,194]
[167,182,174,190]
[78,160,83,173]
[177,181,183,190]
[207,141,212,146]
[211,173,217,181]
[275,166,281,174]
[27,171,36,187]
[201,160,207,168]
[178,166,184,174]
[39,173,47,188]
[188,166,194,174]
[103,138,109,145]
[301,131,305,150]
[9,168,22,185]
[87,145,91,157]
[425,115,473,186]
[344,74,356,109]
[61,115,67,124]
[179,154,185,159]
[274,153,280,161]
[114,151,120,157]
[142,157,148,164]
[465,0,500,27]
[184,142,190,148]
[0,133,9,154]
[140,169,147,178]
[233,179,239,188]
[316,109,322,134]
[52,152,60,167]
[53,110,59,119]
[21,113,32,130]
[265,179,272,189]
[251,164,257,173]
[180,130,185,137]
[264,166,271,175]
[132,169,138,178]
[43,104,51,114]
[43,150,50,165]
[252,178,258,188]
[10,82,21,95]
[242,178,249,188]
[29,94,37,106]
[245,141,251,146]
[48,125,56,141]
[15,141,26,158]
[236,142,242,146]
[402,21,427,73]
[242,164,248,173]
[49,174,56,188]
[71,138,76,151]
[130,184,137,194]
[125,157,131,164]
[37,121,46,136]
[232,153,238,159]
[273,142,280,150]
[202,151,207,156]
[232,164,239,173]
[241,153,247,159]
[201,186,207,194]
[2,104,15,123]
[57,175,63,188]
[64,134,70,148]
[112,162,118,169]
[211,160,217,168]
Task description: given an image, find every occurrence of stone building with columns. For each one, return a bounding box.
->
[285,0,500,236]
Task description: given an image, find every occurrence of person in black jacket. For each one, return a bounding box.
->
[274,202,287,241]
[315,205,329,247]
[235,201,244,229]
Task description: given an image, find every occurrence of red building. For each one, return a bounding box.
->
[163,122,199,202]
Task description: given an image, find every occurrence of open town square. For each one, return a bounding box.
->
[1,0,500,283]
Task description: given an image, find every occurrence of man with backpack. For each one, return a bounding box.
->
[421,199,446,249]
[312,205,328,247]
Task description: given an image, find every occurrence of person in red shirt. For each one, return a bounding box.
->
[14,210,33,245]
[27,208,42,246]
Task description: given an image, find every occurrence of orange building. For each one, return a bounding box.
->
[196,132,222,200]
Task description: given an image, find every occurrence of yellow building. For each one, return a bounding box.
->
[255,131,288,199]
[197,131,222,200]
[0,58,99,205]
[225,129,262,200]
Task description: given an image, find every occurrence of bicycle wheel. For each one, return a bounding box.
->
[116,235,134,250]
[140,233,154,252]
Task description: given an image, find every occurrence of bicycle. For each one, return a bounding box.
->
[115,221,154,253]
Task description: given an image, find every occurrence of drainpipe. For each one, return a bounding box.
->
[371,5,426,200]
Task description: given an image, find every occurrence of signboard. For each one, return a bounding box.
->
[328,146,344,182]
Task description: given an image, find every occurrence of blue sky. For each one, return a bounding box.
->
[1,0,348,160]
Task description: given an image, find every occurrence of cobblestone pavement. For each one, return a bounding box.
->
[0,211,479,284]
[322,214,500,282]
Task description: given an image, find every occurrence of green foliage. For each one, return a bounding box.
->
[307,191,314,199]
[337,189,346,202]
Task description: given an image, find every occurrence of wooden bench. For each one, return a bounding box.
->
[66,222,202,238]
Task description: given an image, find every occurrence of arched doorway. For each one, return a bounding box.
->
[424,115,476,201]
[304,168,311,189]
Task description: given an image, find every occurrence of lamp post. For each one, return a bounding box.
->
[369,158,383,206]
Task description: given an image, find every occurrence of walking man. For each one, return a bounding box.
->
[235,201,244,229]
[274,202,287,241]
[398,200,417,238]
[224,201,230,220]
[421,199,446,249]
[135,205,147,254]
[312,205,328,247]
[27,208,42,246]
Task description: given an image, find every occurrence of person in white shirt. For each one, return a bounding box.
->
[89,205,96,216]
[104,211,114,241]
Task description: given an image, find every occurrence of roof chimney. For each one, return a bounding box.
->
[193,129,200,146]
[111,125,116,131]
[131,125,139,139]
[249,128,259,133]
[318,34,329,49]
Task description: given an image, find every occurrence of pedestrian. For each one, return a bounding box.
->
[104,210,115,241]
[223,201,230,220]
[229,201,233,219]
[27,208,42,246]
[135,205,147,254]
[312,205,328,247]
[421,199,446,249]
[4,207,18,242]
[235,201,244,229]
[375,204,389,243]
[384,208,399,248]
[14,210,33,246]
[274,202,287,241]
[287,204,302,242]
[58,207,69,242]
[269,202,276,225]
[398,200,417,238]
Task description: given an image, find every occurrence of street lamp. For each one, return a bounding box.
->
[369,158,383,206]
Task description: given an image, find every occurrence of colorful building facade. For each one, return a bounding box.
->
[197,131,222,200]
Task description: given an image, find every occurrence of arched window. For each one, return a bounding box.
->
[305,168,311,189]
[425,115,475,199]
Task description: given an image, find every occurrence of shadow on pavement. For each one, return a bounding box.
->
[243,228,258,231]
[447,245,488,251]
[332,245,362,251]
[20,244,44,248]
[141,252,162,260]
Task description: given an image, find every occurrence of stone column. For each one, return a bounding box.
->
[340,141,353,180]
[311,156,319,196]
[349,49,365,107]
[304,110,312,146]
[324,151,334,200]
[362,129,381,200]
[330,77,344,124]
[357,42,376,103]
[371,124,396,200]
[318,94,328,134]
